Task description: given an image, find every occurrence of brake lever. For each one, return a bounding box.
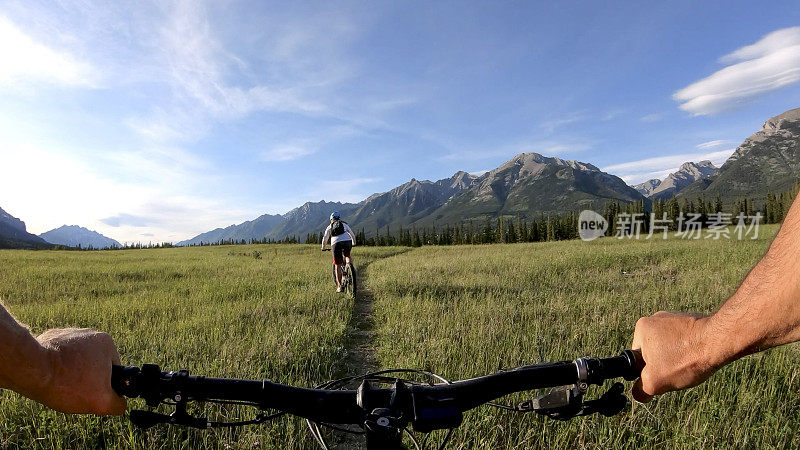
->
[518,382,628,420]
[129,397,211,430]
[579,382,627,417]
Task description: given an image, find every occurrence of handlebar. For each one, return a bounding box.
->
[112,350,644,433]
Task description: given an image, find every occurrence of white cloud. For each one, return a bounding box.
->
[0,139,259,244]
[259,126,358,162]
[603,149,734,185]
[640,113,663,123]
[539,112,587,133]
[126,0,364,144]
[719,27,800,64]
[261,145,315,162]
[674,27,800,115]
[0,143,150,237]
[0,15,98,88]
[696,139,733,150]
[442,139,592,161]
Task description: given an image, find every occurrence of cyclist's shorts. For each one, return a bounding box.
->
[332,240,352,265]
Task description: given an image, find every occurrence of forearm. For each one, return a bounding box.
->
[322,229,330,247]
[0,301,53,401]
[704,198,800,369]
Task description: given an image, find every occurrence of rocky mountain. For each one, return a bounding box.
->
[177,213,283,246]
[346,171,478,232]
[264,201,360,241]
[39,225,121,249]
[414,153,644,226]
[180,153,646,243]
[0,207,26,232]
[649,161,717,200]
[633,179,661,196]
[177,172,477,244]
[0,207,51,249]
[678,107,800,205]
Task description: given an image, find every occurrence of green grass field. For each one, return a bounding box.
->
[1,226,798,448]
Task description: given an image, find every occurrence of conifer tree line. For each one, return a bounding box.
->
[303,214,580,247]
[605,185,799,236]
[306,184,800,247]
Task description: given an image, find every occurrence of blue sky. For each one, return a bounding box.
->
[1,1,799,243]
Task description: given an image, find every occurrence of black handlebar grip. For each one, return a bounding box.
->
[111,365,141,398]
[620,349,645,381]
[593,350,646,383]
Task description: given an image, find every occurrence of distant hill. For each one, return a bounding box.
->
[39,225,121,249]
[180,153,644,244]
[346,171,478,233]
[413,153,643,227]
[177,213,283,246]
[633,179,661,196]
[265,201,359,241]
[0,207,51,249]
[678,107,800,205]
[649,161,717,200]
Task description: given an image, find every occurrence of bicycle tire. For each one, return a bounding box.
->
[346,263,357,299]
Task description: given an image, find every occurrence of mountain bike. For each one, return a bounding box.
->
[322,248,357,298]
[112,350,644,449]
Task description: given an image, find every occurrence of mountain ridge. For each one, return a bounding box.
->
[633,179,661,196]
[678,107,800,204]
[648,160,718,200]
[0,207,51,249]
[177,213,283,246]
[179,152,645,244]
[412,153,643,227]
[40,225,121,249]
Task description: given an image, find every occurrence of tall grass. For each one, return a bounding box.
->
[0,245,403,449]
[1,228,797,448]
[367,225,800,448]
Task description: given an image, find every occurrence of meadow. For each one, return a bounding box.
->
[1,225,798,448]
[0,245,406,449]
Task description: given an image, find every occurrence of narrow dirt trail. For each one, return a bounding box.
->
[342,264,380,376]
[331,250,410,449]
[341,249,411,378]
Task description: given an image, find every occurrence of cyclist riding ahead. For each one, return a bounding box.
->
[321,212,357,292]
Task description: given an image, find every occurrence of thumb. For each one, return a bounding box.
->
[632,377,653,403]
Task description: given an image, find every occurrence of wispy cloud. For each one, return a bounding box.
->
[127,1,333,143]
[640,113,663,123]
[259,125,358,162]
[100,214,151,228]
[674,27,800,115]
[0,15,98,88]
[261,145,315,162]
[696,139,734,150]
[603,149,734,184]
[538,108,621,133]
[539,111,588,133]
[442,139,593,162]
[0,135,258,244]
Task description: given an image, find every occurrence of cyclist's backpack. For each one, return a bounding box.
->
[331,219,346,236]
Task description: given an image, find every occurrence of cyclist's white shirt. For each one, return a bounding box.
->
[322,222,356,247]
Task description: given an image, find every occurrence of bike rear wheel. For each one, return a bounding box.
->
[345,263,357,298]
